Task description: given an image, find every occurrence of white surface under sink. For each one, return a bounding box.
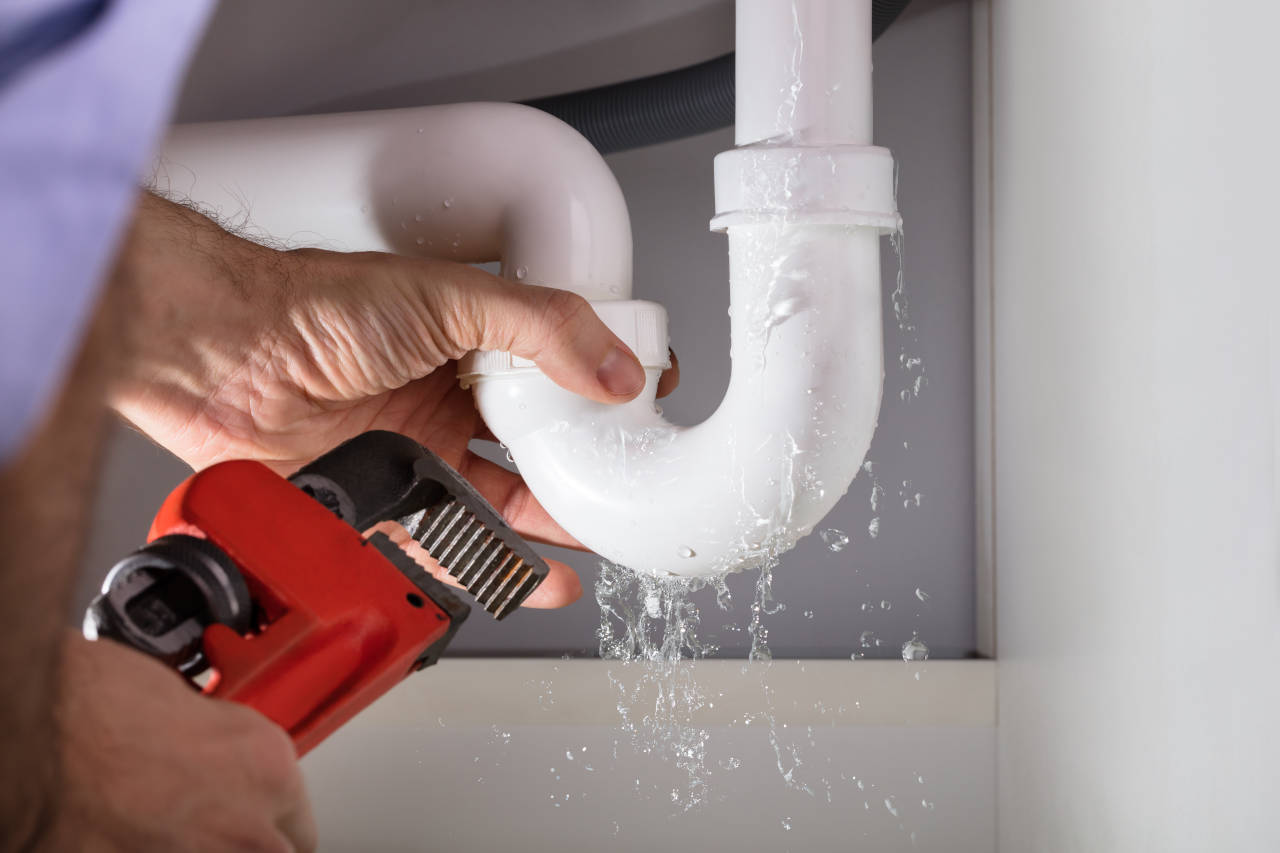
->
[301,659,995,852]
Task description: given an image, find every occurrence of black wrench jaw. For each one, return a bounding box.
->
[289,431,446,530]
[288,431,550,619]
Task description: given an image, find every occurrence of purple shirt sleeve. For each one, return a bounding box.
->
[0,0,212,463]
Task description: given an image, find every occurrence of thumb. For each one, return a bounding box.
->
[433,266,647,404]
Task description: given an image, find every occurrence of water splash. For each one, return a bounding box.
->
[595,555,823,809]
[889,228,928,403]
[901,635,930,662]
[747,559,785,662]
[596,561,717,810]
[818,527,850,551]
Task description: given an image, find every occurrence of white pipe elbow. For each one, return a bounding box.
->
[158,103,632,299]
[469,224,887,578]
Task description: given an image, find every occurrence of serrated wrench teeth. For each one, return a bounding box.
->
[405,498,543,620]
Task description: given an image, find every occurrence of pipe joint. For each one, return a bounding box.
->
[711,144,900,232]
[459,300,670,384]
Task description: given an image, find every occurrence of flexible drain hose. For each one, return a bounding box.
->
[523,0,912,154]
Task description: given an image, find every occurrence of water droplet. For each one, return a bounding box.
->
[414,213,423,222]
[923,799,935,811]
[677,545,696,558]
[803,609,814,619]
[415,236,425,245]
[359,204,369,214]
[859,630,876,649]
[915,587,929,602]
[868,517,880,538]
[902,635,930,661]
[565,750,574,761]
[416,127,424,134]
[913,492,922,507]
[781,817,792,831]
[880,600,892,611]
[917,774,925,784]
[644,590,661,619]
[770,296,804,322]
[505,451,514,463]
[442,198,454,209]
[885,796,900,817]
[903,440,910,450]
[818,528,849,551]
[515,266,528,281]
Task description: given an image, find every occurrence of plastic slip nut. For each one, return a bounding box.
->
[459,299,670,380]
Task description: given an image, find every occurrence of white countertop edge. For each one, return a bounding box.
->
[347,658,997,730]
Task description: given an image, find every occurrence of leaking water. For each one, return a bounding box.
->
[818,527,849,552]
[595,561,720,810]
[503,193,935,837]
[901,635,930,662]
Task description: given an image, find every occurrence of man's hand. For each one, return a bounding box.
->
[50,634,317,853]
[110,193,678,608]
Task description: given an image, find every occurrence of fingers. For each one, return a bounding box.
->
[656,348,680,398]
[457,452,585,550]
[471,421,499,443]
[519,557,584,608]
[275,795,318,853]
[424,265,646,404]
[369,521,583,608]
[229,711,317,852]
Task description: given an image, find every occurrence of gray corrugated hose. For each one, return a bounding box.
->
[523,0,912,154]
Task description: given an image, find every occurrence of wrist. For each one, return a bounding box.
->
[107,193,288,442]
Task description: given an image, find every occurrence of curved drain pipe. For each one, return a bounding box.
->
[157,0,897,579]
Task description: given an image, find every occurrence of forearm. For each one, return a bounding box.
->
[0,211,131,851]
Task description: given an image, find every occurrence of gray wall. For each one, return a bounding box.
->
[76,0,974,659]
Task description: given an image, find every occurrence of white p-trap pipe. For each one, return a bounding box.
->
[157,0,897,578]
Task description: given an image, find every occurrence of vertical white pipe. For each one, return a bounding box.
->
[735,0,874,146]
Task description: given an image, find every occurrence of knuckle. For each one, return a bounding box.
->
[542,288,591,329]
[500,484,531,528]
[534,289,594,354]
[232,717,301,793]
[238,833,293,853]
[421,269,481,356]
